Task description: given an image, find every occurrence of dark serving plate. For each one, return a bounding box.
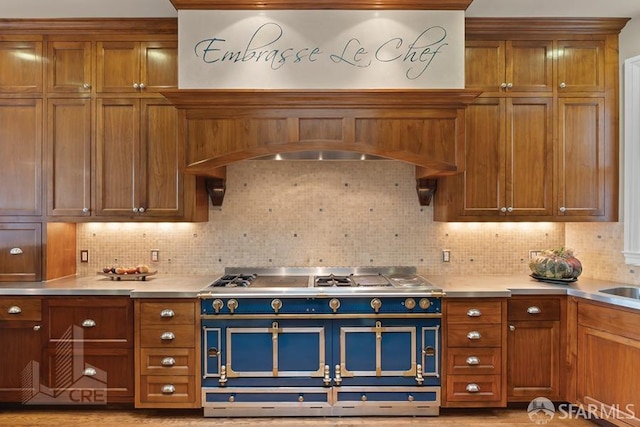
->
[530,274,577,285]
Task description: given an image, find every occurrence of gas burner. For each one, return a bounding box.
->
[314,274,353,287]
[210,274,257,288]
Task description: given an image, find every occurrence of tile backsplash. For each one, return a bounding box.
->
[77,161,565,277]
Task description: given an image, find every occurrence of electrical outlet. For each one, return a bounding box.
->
[151,250,159,262]
[529,250,543,260]
[80,250,89,263]
[442,249,451,262]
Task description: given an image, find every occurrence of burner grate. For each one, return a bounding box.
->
[314,274,352,287]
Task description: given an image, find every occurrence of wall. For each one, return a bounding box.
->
[77,161,564,277]
[564,15,640,286]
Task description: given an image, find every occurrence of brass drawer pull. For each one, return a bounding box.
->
[466,383,480,393]
[7,306,22,314]
[467,308,481,317]
[161,384,176,394]
[82,319,96,328]
[161,332,175,341]
[161,357,176,367]
[160,309,175,318]
[467,331,481,340]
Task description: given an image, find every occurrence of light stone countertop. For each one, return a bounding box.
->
[0,273,639,311]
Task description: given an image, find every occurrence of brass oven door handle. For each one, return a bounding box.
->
[415,363,424,385]
[334,364,342,386]
[323,364,331,386]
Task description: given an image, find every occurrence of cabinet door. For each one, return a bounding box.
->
[577,326,640,425]
[557,40,605,93]
[507,320,560,401]
[96,41,140,93]
[47,41,92,93]
[0,223,42,282]
[507,40,553,93]
[95,98,140,217]
[140,41,178,92]
[505,97,553,216]
[47,98,92,217]
[0,321,43,402]
[0,39,43,93]
[556,98,606,217]
[459,97,506,216]
[0,98,43,216]
[465,40,505,94]
[139,99,183,217]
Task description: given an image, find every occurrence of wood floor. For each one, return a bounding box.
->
[0,407,599,426]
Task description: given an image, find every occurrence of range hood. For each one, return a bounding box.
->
[162,88,481,206]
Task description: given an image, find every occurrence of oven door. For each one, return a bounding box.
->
[203,318,328,387]
[332,317,440,387]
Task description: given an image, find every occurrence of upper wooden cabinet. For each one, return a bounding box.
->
[465,40,553,95]
[557,40,605,93]
[0,37,43,94]
[47,40,93,94]
[0,98,43,217]
[97,41,177,94]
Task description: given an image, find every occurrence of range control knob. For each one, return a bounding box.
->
[329,298,341,313]
[419,298,431,310]
[227,299,238,314]
[370,298,382,313]
[271,298,282,313]
[212,299,224,314]
[404,298,416,310]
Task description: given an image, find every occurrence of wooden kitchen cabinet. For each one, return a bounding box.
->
[135,299,200,408]
[95,97,186,219]
[0,98,43,217]
[435,96,553,220]
[465,39,553,95]
[435,19,622,222]
[46,40,93,93]
[0,37,43,94]
[0,297,43,402]
[0,223,42,282]
[442,299,507,407]
[46,97,92,217]
[97,40,177,94]
[576,299,640,426]
[506,296,564,402]
[43,297,134,403]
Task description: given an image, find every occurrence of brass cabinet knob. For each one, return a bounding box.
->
[271,298,282,313]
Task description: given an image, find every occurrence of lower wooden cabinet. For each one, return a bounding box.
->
[576,300,640,426]
[0,223,42,282]
[43,296,134,403]
[506,296,564,402]
[442,298,507,407]
[135,299,200,408]
[0,297,43,402]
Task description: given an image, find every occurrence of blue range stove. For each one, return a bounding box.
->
[199,267,444,417]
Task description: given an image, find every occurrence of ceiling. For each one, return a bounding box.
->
[0,0,639,19]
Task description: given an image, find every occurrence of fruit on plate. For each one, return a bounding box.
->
[102,267,112,274]
[529,247,582,279]
[136,264,150,274]
[114,267,126,275]
[125,267,138,274]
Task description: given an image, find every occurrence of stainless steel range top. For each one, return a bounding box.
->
[198,267,444,298]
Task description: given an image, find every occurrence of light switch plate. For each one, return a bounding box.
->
[80,250,89,263]
[151,250,159,262]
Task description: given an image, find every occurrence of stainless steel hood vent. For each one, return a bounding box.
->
[162,89,481,207]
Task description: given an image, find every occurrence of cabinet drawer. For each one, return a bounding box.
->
[46,297,132,345]
[447,324,502,347]
[446,300,502,324]
[139,324,196,348]
[140,348,195,376]
[508,298,560,321]
[446,374,501,402]
[139,301,195,325]
[139,375,196,404]
[447,347,501,375]
[0,297,41,321]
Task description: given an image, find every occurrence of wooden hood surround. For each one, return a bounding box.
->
[164,0,479,206]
